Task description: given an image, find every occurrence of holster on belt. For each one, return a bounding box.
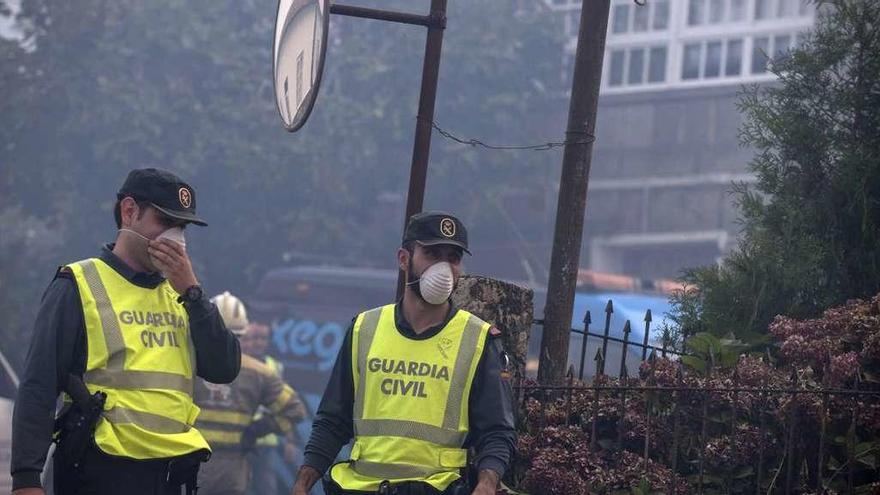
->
[53,374,106,470]
[167,449,210,495]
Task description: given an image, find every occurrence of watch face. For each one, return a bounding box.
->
[187,286,203,301]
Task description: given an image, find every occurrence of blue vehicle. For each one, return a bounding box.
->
[528,289,675,378]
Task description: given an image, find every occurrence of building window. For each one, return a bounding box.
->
[705,41,723,77]
[708,0,725,23]
[633,3,650,32]
[628,48,646,84]
[730,0,746,21]
[690,0,799,25]
[613,3,630,33]
[682,43,702,79]
[777,0,799,17]
[580,0,814,91]
[725,39,743,76]
[774,34,792,56]
[688,0,706,25]
[755,0,811,20]
[648,46,667,82]
[682,38,745,80]
[611,0,669,35]
[609,50,625,86]
[608,45,667,87]
[653,0,670,30]
[751,33,795,73]
[755,0,772,19]
[752,36,770,72]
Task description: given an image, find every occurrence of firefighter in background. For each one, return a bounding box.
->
[196,292,307,495]
[241,321,301,495]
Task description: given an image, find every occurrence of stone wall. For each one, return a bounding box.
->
[451,275,533,382]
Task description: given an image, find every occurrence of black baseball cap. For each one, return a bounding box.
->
[117,168,208,226]
[403,211,470,255]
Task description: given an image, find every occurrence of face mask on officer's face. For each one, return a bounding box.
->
[156,226,186,247]
[406,260,455,305]
[118,227,186,273]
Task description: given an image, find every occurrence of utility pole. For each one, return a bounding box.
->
[537,0,612,384]
[396,0,447,298]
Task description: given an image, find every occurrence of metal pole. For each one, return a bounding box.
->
[537,0,611,383]
[396,0,447,299]
[329,4,435,27]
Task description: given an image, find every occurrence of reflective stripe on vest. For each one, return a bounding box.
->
[353,418,467,446]
[351,460,447,480]
[67,258,209,460]
[200,429,242,446]
[332,304,490,492]
[198,409,252,426]
[84,368,193,394]
[104,406,192,434]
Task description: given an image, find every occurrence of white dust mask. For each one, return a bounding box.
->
[156,226,186,247]
[118,227,186,274]
[414,261,454,305]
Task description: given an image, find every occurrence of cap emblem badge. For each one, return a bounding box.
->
[440,218,456,238]
[178,187,192,208]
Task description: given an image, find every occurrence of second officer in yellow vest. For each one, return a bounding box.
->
[195,291,307,495]
[292,212,516,495]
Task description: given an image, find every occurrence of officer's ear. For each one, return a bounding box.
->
[397,247,409,272]
[118,197,140,228]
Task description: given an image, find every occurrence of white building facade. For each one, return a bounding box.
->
[543,0,816,280]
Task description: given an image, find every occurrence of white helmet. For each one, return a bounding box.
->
[211,291,248,336]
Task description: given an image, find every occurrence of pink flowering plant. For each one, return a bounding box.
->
[508,294,880,494]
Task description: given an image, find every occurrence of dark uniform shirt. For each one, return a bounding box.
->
[303,303,516,479]
[10,245,241,490]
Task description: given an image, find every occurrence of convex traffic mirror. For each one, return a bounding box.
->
[273,0,329,131]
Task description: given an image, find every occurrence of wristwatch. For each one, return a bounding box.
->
[178,285,204,305]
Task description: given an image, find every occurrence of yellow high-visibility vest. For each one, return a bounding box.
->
[67,258,210,459]
[330,304,490,492]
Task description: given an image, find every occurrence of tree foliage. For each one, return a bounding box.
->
[672,0,880,342]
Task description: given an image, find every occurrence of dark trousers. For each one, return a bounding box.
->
[322,479,467,495]
[54,444,184,495]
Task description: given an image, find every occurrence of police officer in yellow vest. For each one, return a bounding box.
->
[10,168,241,495]
[292,212,516,495]
[195,292,306,495]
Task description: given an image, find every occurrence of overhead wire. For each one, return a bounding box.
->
[427,119,595,152]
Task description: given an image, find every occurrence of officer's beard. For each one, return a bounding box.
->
[405,258,427,303]
[118,228,160,273]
